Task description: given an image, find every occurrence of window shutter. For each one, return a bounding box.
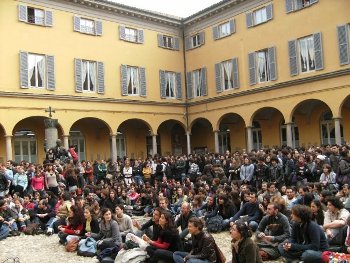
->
[45,11,53,26]
[199,32,205,45]
[288,40,298,76]
[120,65,128,96]
[159,70,166,98]
[201,67,207,96]
[74,59,82,93]
[119,26,126,40]
[20,51,29,88]
[215,63,222,93]
[212,26,219,40]
[248,52,256,85]
[186,72,193,100]
[139,67,146,97]
[337,25,350,65]
[230,19,236,34]
[310,0,318,4]
[97,62,105,94]
[95,20,103,36]
[73,16,80,32]
[185,37,191,50]
[266,4,273,21]
[157,34,163,47]
[285,0,294,13]
[246,12,253,28]
[18,5,27,22]
[175,73,182,99]
[313,32,324,71]
[268,47,277,81]
[296,0,303,10]
[232,57,239,88]
[46,55,55,91]
[173,37,180,51]
[137,29,144,43]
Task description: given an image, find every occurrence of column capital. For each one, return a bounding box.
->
[284,122,294,125]
[44,118,58,128]
[246,126,253,129]
[110,134,117,138]
[213,130,220,133]
[186,131,191,136]
[151,133,158,137]
[333,117,342,121]
[4,135,13,138]
[63,134,70,138]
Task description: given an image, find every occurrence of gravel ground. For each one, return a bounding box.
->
[0,220,284,263]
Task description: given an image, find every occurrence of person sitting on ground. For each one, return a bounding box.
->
[33,199,56,231]
[81,206,100,238]
[114,204,134,242]
[57,205,84,245]
[256,202,291,261]
[175,202,196,241]
[144,210,181,263]
[230,221,262,263]
[103,189,121,212]
[173,217,217,263]
[0,199,19,236]
[91,207,122,251]
[228,192,262,231]
[310,200,325,226]
[11,198,30,232]
[278,205,328,263]
[133,207,163,241]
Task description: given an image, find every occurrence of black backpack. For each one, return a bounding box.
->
[206,215,223,233]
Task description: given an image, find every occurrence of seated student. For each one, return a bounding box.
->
[57,205,84,244]
[133,207,163,240]
[11,198,30,232]
[47,192,73,235]
[218,193,236,230]
[33,199,56,231]
[228,192,262,231]
[0,199,20,236]
[114,204,134,242]
[173,217,217,263]
[0,200,10,239]
[199,195,218,220]
[91,208,122,251]
[175,202,195,240]
[323,196,349,245]
[278,205,328,263]
[144,210,181,263]
[256,203,291,261]
[81,206,100,238]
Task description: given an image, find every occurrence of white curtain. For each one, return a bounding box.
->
[89,62,96,91]
[82,61,87,90]
[299,39,308,71]
[307,37,315,69]
[37,56,45,87]
[127,66,131,94]
[222,61,233,89]
[170,73,175,97]
[28,55,35,86]
[34,9,44,25]
[257,52,266,82]
[197,70,202,96]
[131,67,139,94]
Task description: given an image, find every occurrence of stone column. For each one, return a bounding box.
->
[111,134,117,162]
[44,118,58,150]
[214,130,219,153]
[5,135,12,161]
[186,131,191,154]
[152,134,157,156]
[286,122,293,148]
[334,118,342,145]
[246,126,253,153]
[63,135,69,150]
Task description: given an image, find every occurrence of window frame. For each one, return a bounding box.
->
[192,34,201,48]
[162,35,174,49]
[218,21,231,38]
[28,53,46,89]
[255,49,270,83]
[125,27,138,43]
[253,7,268,25]
[164,71,176,98]
[126,66,140,96]
[192,69,202,98]
[287,0,318,13]
[81,60,97,93]
[297,35,316,74]
[79,17,95,35]
[221,60,234,91]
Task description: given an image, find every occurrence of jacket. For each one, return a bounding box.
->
[231,238,262,263]
[188,231,217,262]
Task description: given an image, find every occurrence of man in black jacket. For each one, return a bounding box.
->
[175,202,195,240]
[173,217,217,263]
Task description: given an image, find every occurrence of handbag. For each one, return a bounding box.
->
[77,237,97,257]
[65,239,79,252]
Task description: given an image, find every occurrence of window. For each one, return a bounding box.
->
[28,54,45,88]
[286,0,318,13]
[157,34,179,50]
[18,5,53,26]
[337,24,350,65]
[81,61,97,92]
[20,52,55,90]
[246,5,273,28]
[213,20,235,40]
[75,59,104,94]
[185,32,205,50]
[165,72,175,98]
[160,71,182,99]
[320,112,344,145]
[119,26,144,44]
[280,121,299,148]
[80,18,95,34]
[288,33,323,76]
[121,65,147,97]
[14,130,37,163]
[163,36,173,48]
[215,58,239,93]
[248,47,277,85]
[186,68,207,99]
[73,16,102,36]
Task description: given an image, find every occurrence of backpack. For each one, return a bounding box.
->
[97,245,121,262]
[77,237,97,257]
[206,215,223,233]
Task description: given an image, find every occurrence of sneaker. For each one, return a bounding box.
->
[46,229,53,236]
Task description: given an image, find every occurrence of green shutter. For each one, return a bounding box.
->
[97,62,104,94]
[73,16,80,32]
[175,73,182,99]
[75,59,82,92]
[186,72,193,100]
[18,5,27,22]
[215,63,222,93]
[46,55,55,90]
[95,20,102,36]
[20,51,29,88]
[201,67,207,96]
[268,47,277,81]
[160,70,166,98]
[139,67,146,97]
[232,57,239,88]
[137,29,144,43]
[288,40,298,76]
[119,26,126,40]
[313,32,323,71]
[248,52,256,85]
[45,10,53,26]
[246,12,253,28]
[337,25,350,65]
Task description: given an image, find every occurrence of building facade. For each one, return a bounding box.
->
[0,0,349,163]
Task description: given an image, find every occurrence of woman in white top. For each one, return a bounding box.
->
[45,164,59,196]
[319,163,337,190]
[122,160,133,186]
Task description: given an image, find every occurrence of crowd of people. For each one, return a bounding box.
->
[1,143,350,263]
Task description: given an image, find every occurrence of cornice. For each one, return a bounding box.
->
[187,68,350,106]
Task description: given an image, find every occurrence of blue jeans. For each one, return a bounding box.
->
[173,251,211,263]
[134,175,143,186]
[278,243,323,263]
[0,224,10,240]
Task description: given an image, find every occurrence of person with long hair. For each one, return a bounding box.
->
[91,208,122,251]
[310,200,324,226]
[219,193,237,229]
[103,189,121,212]
[230,222,262,263]
[45,164,59,197]
[81,206,100,237]
[144,210,181,263]
[278,205,328,263]
[58,205,84,244]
